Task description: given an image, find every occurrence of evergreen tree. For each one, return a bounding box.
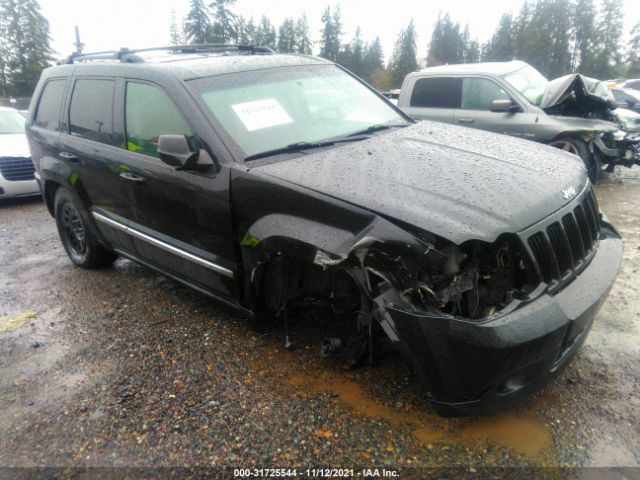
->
[571,0,597,72]
[388,20,418,88]
[239,16,257,45]
[427,13,465,65]
[295,14,313,54]
[591,0,624,78]
[363,36,384,74]
[0,0,52,96]
[513,1,531,58]
[208,0,237,44]
[319,5,342,61]
[525,0,572,78]
[627,22,640,76]
[277,18,297,53]
[337,43,353,69]
[185,0,210,44]
[463,38,480,63]
[234,15,246,44]
[170,9,180,46]
[343,27,365,76]
[255,15,276,48]
[485,12,516,61]
[0,2,11,96]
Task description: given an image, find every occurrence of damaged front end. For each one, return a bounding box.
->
[241,182,622,416]
[542,73,640,167]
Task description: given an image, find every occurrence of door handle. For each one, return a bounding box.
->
[119,172,146,184]
[58,151,79,163]
[457,117,475,124]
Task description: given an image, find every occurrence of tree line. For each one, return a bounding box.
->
[0,0,51,97]
[180,0,639,89]
[177,1,387,87]
[0,0,638,97]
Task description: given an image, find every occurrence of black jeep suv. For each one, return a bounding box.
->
[26,45,622,416]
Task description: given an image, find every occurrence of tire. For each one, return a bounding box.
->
[549,137,601,184]
[54,187,117,269]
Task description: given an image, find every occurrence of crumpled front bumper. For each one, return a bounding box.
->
[387,223,622,417]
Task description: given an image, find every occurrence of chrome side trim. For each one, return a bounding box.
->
[92,211,234,278]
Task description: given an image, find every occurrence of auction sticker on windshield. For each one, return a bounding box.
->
[231,98,293,131]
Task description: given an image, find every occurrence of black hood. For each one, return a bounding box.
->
[253,121,588,245]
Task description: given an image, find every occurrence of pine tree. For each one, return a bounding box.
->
[388,20,418,88]
[343,27,365,76]
[234,15,246,44]
[571,0,598,73]
[513,0,531,59]
[277,18,297,53]
[209,0,237,44]
[627,22,640,76]
[170,9,180,46]
[331,5,343,57]
[185,0,210,44]
[0,0,52,96]
[485,13,515,61]
[319,5,342,61]
[0,1,11,96]
[591,0,624,78]
[240,17,257,45]
[527,0,572,78]
[363,36,384,74]
[295,14,313,54]
[255,15,276,49]
[427,13,465,65]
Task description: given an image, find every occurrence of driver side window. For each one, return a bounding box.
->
[461,77,510,111]
[125,82,195,159]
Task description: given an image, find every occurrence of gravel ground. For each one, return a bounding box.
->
[0,167,639,475]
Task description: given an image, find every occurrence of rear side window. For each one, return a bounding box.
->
[410,77,461,108]
[69,79,115,145]
[34,79,66,131]
[461,78,510,111]
[125,82,194,159]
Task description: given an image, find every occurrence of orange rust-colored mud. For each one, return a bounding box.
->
[254,349,551,460]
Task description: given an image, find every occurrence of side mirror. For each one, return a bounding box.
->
[158,134,197,168]
[491,99,518,113]
[157,134,212,171]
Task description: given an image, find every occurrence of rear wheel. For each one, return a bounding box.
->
[549,137,601,184]
[54,188,117,268]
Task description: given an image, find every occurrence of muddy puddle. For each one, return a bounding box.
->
[252,348,552,460]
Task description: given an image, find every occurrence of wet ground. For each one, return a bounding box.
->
[0,168,639,475]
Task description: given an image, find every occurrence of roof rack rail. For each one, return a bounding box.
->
[58,44,275,65]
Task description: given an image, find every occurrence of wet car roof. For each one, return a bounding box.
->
[412,60,528,77]
[48,53,332,81]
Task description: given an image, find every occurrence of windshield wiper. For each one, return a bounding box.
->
[245,135,370,161]
[348,123,410,136]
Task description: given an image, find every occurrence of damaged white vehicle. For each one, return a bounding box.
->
[399,61,640,182]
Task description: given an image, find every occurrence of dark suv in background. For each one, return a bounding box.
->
[26,45,622,416]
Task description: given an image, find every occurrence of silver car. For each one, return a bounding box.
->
[398,61,639,182]
[0,107,39,199]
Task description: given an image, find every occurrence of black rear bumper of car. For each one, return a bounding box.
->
[389,223,622,417]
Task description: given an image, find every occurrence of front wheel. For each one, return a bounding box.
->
[548,137,601,184]
[54,188,117,269]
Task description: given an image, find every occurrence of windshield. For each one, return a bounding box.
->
[502,65,549,106]
[0,110,26,134]
[191,64,407,159]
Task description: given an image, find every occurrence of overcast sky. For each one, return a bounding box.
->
[40,0,640,63]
